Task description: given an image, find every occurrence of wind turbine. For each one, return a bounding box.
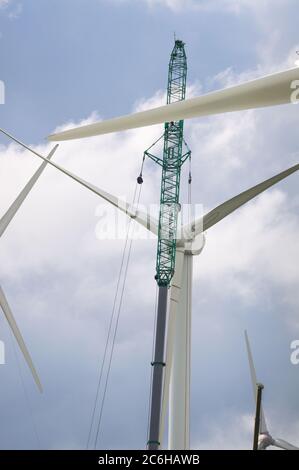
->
[245,331,299,450]
[46,60,299,449]
[1,127,299,448]
[47,53,299,449]
[0,144,58,392]
[1,56,298,449]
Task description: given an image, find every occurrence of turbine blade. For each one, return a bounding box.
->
[48,67,299,141]
[0,145,57,392]
[245,331,258,404]
[0,285,42,392]
[183,162,299,238]
[0,145,59,238]
[159,249,185,446]
[0,127,158,235]
[273,438,299,450]
[244,331,268,434]
[203,163,299,232]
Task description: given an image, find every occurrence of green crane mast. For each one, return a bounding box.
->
[145,39,190,286]
[145,39,191,450]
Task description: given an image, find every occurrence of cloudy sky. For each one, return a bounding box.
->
[0,0,299,450]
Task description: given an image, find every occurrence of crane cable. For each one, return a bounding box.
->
[89,182,142,449]
[86,220,133,449]
[87,159,145,449]
[93,185,142,449]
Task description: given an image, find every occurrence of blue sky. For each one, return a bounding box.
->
[0,0,299,450]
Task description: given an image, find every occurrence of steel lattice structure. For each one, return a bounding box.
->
[145,39,190,286]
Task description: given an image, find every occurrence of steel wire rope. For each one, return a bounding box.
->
[87,155,146,449]
[86,181,139,449]
[93,183,143,448]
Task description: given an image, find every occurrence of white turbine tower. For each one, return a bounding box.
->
[0,62,298,449]
[245,331,299,450]
[0,144,58,392]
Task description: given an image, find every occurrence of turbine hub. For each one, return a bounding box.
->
[258,432,274,450]
[184,233,206,256]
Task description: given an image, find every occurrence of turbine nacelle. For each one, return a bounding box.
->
[179,233,206,256]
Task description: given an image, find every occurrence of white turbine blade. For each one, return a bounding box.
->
[159,249,185,445]
[48,67,299,141]
[0,285,42,392]
[0,127,158,235]
[0,145,57,392]
[94,188,159,235]
[92,186,158,234]
[183,162,299,239]
[0,145,59,238]
[202,163,299,232]
[245,331,268,434]
[273,438,299,450]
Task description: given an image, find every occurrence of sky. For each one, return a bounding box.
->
[0,0,299,450]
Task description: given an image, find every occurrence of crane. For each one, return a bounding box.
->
[145,39,191,450]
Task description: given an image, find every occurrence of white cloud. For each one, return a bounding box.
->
[196,190,299,307]
[0,1,23,22]
[8,2,22,20]
[0,0,10,8]
[196,413,253,450]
